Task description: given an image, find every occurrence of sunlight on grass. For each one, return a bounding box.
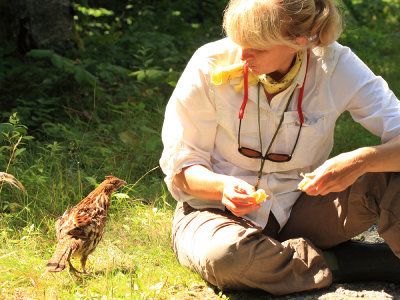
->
[0,201,219,299]
[1,0,399,299]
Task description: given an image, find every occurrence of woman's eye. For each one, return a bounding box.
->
[254,49,268,54]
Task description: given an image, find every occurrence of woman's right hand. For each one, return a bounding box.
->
[173,164,261,217]
[222,177,260,217]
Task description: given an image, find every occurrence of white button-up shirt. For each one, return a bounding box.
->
[160,38,400,229]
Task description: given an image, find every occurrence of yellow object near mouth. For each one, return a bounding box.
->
[252,189,268,204]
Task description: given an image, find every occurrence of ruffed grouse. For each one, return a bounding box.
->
[46,175,126,273]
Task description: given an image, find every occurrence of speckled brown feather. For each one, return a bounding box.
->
[46,175,126,272]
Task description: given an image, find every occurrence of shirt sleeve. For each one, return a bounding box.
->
[159,47,217,201]
[330,47,400,143]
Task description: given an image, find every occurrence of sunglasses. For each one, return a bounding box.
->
[238,49,310,189]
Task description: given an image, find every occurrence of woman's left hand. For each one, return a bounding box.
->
[300,149,368,196]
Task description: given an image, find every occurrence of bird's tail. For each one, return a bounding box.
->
[46,242,72,272]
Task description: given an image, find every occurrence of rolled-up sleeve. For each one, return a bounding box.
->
[330,47,400,143]
[160,48,217,201]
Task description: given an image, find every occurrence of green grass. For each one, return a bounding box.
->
[0,198,220,299]
[0,102,391,300]
[1,1,400,298]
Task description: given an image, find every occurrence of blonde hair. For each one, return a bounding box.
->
[223,0,343,50]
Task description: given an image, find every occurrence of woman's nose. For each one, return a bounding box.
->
[241,48,254,61]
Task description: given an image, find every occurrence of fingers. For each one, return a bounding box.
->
[299,175,325,195]
[299,170,352,196]
[222,180,260,217]
[300,151,368,196]
[299,172,328,195]
[222,197,260,217]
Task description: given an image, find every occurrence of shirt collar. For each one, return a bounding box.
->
[246,50,310,107]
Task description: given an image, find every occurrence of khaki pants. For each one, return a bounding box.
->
[171,173,400,295]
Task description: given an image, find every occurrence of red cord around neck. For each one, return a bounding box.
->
[297,49,311,124]
[238,62,249,119]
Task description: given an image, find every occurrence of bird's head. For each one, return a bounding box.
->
[102,175,127,194]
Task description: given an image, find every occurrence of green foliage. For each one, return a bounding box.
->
[0,0,399,298]
[339,0,400,94]
[0,0,227,133]
[27,49,97,86]
[332,0,400,157]
[0,113,32,160]
[0,0,228,221]
[342,0,400,25]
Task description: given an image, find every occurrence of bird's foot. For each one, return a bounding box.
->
[68,261,83,276]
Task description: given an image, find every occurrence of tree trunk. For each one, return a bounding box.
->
[4,0,74,53]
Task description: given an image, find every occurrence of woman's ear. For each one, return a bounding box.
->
[295,36,308,46]
[289,37,309,53]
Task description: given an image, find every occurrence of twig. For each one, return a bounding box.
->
[0,251,16,260]
[5,136,22,174]
[0,136,27,194]
[130,166,160,189]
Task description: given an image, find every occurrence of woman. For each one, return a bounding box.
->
[160,0,400,295]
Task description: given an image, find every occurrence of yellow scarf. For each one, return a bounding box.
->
[211,51,304,94]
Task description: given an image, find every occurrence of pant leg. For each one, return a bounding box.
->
[172,202,332,296]
[278,172,400,256]
[378,172,400,258]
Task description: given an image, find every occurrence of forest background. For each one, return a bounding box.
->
[0,0,399,298]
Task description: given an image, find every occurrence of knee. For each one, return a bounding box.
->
[205,241,239,271]
[201,234,256,289]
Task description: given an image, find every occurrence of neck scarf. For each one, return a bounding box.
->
[211,51,304,94]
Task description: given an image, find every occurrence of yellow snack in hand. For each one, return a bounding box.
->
[252,189,268,204]
[298,173,312,190]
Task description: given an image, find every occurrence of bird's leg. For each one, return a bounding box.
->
[80,255,89,274]
[68,259,81,274]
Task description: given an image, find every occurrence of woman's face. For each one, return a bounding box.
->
[240,45,297,76]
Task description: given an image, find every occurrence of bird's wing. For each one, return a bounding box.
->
[59,206,107,240]
[66,206,100,239]
[55,207,74,242]
[55,192,108,240]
